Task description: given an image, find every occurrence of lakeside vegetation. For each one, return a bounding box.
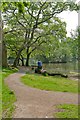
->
[21,73,78,93]
[2,68,18,118]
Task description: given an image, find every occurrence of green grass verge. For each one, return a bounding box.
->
[55,104,79,118]
[21,74,78,93]
[2,67,18,118]
[0,72,2,119]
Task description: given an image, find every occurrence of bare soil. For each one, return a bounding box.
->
[4,67,78,118]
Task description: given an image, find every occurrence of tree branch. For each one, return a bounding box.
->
[29,35,42,47]
[12,10,27,29]
[29,41,46,55]
[35,2,47,27]
[27,8,36,20]
[37,8,64,25]
[4,29,17,34]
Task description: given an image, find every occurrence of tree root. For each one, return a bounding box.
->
[47,73,68,78]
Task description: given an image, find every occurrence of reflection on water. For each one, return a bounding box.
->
[43,62,78,74]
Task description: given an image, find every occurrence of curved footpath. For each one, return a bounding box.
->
[4,67,78,118]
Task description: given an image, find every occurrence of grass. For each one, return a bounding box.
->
[21,73,78,93]
[2,67,18,118]
[0,72,2,119]
[55,104,79,118]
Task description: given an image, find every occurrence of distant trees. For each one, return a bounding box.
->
[35,28,79,63]
[2,1,79,67]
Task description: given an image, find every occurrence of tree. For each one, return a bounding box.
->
[4,24,26,66]
[69,27,79,61]
[2,1,79,66]
[0,14,8,67]
[37,26,79,63]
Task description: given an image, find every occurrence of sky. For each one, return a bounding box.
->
[57,0,79,37]
[57,10,78,37]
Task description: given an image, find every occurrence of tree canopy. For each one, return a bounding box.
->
[1,1,80,66]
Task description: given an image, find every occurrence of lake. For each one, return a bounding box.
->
[43,62,79,74]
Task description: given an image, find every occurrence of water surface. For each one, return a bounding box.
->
[43,62,78,74]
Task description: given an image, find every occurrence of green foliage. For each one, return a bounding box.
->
[36,27,79,63]
[17,2,24,13]
[21,74,78,93]
[55,104,79,118]
[1,1,79,12]
[42,72,48,76]
[2,1,79,66]
[23,2,30,7]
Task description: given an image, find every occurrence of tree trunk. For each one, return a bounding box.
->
[20,55,24,66]
[18,58,20,66]
[13,47,24,67]
[25,48,30,66]
[22,57,24,66]
[2,40,8,67]
[13,56,20,67]
[26,54,30,66]
[21,59,24,66]
[0,11,7,68]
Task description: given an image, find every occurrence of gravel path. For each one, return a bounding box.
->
[5,67,78,118]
